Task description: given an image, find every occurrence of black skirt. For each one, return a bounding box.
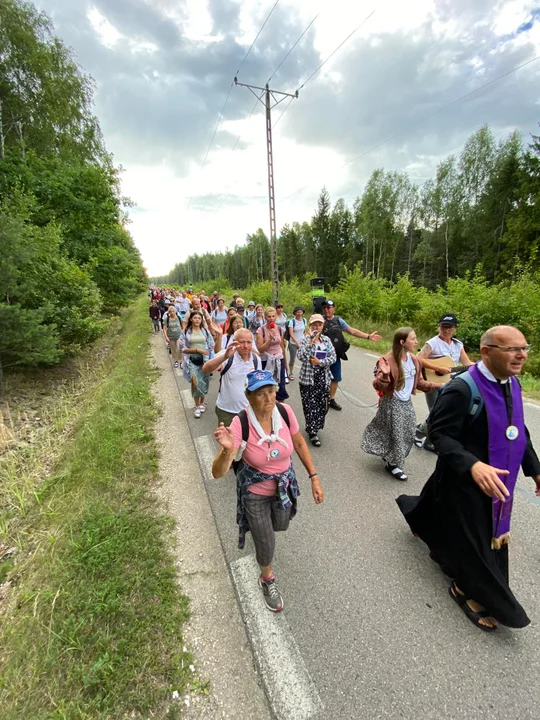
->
[396,468,530,628]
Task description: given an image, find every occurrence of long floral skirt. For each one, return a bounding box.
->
[189,361,210,398]
[299,370,329,436]
[361,395,416,467]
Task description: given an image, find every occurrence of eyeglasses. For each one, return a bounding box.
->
[486,344,531,353]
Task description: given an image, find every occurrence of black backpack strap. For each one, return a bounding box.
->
[276,402,291,429]
[218,355,234,392]
[238,409,249,443]
[253,354,259,370]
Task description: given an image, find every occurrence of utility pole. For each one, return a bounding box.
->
[234,78,298,304]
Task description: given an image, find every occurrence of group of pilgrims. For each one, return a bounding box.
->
[149,286,540,631]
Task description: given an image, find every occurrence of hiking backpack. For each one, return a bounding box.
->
[323,317,350,360]
[426,372,484,432]
[284,317,306,342]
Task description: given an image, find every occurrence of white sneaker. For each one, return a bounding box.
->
[285,376,290,384]
[199,404,206,413]
[194,407,201,418]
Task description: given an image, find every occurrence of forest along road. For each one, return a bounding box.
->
[173,344,540,720]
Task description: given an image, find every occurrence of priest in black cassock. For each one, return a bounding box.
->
[397,326,540,631]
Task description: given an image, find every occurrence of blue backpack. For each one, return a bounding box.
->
[427,372,484,429]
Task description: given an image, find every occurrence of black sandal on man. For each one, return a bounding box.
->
[448,580,497,632]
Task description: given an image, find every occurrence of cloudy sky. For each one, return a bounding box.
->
[36,0,540,276]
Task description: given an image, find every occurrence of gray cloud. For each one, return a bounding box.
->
[37,0,320,173]
[36,0,540,212]
[271,4,540,209]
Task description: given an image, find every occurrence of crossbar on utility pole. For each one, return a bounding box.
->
[234,77,298,304]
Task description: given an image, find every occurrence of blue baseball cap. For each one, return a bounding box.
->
[246,370,278,392]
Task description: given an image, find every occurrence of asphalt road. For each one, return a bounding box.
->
[176,344,540,720]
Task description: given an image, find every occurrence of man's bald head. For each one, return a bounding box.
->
[480,325,529,379]
[480,326,526,349]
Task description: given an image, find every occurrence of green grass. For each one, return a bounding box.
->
[520,373,540,401]
[0,296,192,719]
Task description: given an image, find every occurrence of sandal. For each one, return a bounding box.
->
[448,581,497,632]
[310,435,321,447]
[385,462,408,481]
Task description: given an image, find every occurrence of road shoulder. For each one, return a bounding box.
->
[151,335,271,718]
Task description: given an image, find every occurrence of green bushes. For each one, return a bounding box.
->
[0,1,146,384]
[231,266,540,375]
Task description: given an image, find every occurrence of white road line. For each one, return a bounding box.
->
[193,435,323,718]
[525,402,540,410]
[230,555,324,720]
[365,353,380,359]
[180,388,194,410]
[194,435,219,482]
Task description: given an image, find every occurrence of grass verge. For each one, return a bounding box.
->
[0,295,192,719]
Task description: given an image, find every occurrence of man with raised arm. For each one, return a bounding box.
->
[321,299,381,411]
[202,328,260,427]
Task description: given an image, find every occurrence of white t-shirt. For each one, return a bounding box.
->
[290,318,307,343]
[426,335,463,364]
[275,313,288,329]
[212,308,228,324]
[216,351,258,413]
[394,353,416,401]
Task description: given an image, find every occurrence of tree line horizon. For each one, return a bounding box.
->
[157,122,539,291]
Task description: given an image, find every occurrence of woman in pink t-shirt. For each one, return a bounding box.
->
[256,306,289,401]
[212,370,324,613]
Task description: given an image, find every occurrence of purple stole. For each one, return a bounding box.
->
[469,365,526,549]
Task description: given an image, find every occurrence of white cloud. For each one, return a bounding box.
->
[87,6,122,47]
[38,0,540,276]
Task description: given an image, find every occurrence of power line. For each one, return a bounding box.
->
[274,9,376,130]
[278,53,540,205]
[211,8,375,214]
[273,95,294,128]
[341,53,540,170]
[199,93,263,215]
[202,13,319,216]
[186,0,281,210]
[298,9,376,91]
[267,14,318,84]
[236,0,280,76]
[210,95,262,215]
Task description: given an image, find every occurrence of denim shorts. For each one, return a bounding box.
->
[329,358,342,383]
